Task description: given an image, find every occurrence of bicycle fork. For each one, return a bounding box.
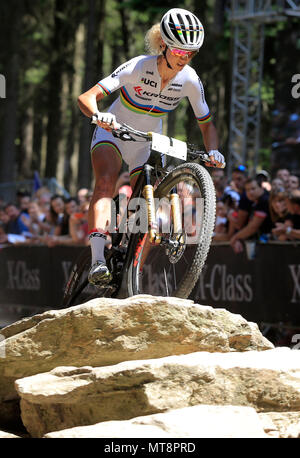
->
[142,165,182,245]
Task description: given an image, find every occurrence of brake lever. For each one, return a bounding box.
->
[189,150,226,169]
[203,153,226,168]
[111,127,135,141]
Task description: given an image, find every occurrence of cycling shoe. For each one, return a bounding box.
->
[88,261,112,286]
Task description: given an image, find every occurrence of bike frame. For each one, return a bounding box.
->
[115,154,174,298]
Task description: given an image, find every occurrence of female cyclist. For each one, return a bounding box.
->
[78,8,225,286]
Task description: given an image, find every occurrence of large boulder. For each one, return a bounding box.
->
[15,348,299,438]
[0,295,272,427]
[259,412,300,438]
[43,405,268,438]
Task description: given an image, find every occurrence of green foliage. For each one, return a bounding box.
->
[1,1,299,187]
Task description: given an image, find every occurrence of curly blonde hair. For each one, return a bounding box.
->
[145,23,163,55]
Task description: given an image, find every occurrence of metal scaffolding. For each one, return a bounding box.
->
[227,0,300,175]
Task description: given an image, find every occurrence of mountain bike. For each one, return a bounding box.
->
[62,123,222,307]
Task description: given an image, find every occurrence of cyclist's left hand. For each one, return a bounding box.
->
[206,150,225,168]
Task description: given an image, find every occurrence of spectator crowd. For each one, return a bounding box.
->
[0,166,300,254]
[212,166,300,252]
[0,172,131,248]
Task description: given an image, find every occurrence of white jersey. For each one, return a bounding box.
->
[97,55,212,132]
[92,55,212,177]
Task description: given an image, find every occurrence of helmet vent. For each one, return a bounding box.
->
[169,15,185,45]
[161,20,172,41]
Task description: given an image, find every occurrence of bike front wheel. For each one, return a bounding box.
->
[127,162,216,299]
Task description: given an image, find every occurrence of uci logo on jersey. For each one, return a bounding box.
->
[141,77,157,88]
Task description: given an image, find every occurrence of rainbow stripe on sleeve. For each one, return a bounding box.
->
[197,112,212,124]
[97,82,111,96]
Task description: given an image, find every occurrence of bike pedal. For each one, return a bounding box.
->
[94,283,115,291]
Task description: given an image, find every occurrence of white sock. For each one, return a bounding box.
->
[89,232,107,265]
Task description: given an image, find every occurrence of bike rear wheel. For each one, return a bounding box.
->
[61,246,116,307]
[61,194,125,308]
[127,162,216,299]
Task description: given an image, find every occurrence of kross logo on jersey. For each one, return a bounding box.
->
[134,86,143,95]
[111,62,131,78]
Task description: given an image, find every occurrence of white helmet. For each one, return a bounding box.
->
[160,8,204,51]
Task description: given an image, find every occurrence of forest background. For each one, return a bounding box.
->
[0,0,299,195]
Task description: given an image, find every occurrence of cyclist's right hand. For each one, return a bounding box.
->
[91,111,121,131]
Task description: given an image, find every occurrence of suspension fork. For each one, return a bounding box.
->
[169,186,182,235]
[142,165,182,243]
[142,165,160,244]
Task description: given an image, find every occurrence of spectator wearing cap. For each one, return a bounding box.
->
[229,177,272,253]
[256,170,271,192]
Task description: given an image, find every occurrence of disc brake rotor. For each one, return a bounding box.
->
[165,232,186,264]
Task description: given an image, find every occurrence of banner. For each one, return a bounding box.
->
[0,246,82,311]
[190,242,300,323]
[0,243,299,326]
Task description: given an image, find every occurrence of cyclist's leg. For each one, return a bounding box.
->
[88,129,122,284]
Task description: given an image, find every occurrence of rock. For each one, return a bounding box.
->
[0,430,21,438]
[0,295,272,427]
[259,412,300,438]
[44,405,268,438]
[15,348,299,438]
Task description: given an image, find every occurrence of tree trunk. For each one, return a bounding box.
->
[0,0,24,184]
[77,0,98,190]
[31,88,45,174]
[117,0,130,61]
[19,105,34,179]
[45,0,72,179]
[64,73,77,193]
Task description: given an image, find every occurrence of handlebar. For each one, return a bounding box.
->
[91,118,225,168]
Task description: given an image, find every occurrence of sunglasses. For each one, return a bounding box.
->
[169,47,195,58]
